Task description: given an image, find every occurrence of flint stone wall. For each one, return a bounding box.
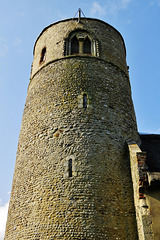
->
[5,18,139,240]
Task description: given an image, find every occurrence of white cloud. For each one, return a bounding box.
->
[121,0,131,8]
[149,0,160,6]
[0,38,8,57]
[0,201,9,240]
[90,0,131,17]
[13,38,22,47]
[91,2,106,16]
[108,0,131,15]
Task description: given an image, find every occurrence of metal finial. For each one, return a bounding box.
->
[78,8,81,22]
[73,8,86,22]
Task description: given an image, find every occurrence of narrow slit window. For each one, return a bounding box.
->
[40,47,46,63]
[71,36,79,55]
[83,37,91,54]
[68,159,72,177]
[83,94,87,108]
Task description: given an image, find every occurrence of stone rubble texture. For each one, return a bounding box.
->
[5,18,140,239]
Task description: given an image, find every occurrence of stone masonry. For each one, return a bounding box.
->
[5,18,140,239]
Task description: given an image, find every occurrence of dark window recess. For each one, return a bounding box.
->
[71,36,79,55]
[40,47,46,63]
[83,94,87,108]
[83,37,91,54]
[68,159,72,177]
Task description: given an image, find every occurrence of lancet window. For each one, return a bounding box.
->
[39,47,46,64]
[68,159,72,177]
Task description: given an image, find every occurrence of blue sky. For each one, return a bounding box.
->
[1,0,160,238]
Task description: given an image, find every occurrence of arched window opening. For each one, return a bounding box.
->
[64,31,100,57]
[68,159,72,177]
[83,94,87,109]
[40,47,46,64]
[83,37,91,54]
[71,36,79,55]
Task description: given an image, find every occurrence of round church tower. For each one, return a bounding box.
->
[5,17,139,239]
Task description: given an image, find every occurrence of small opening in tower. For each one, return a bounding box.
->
[83,37,91,54]
[68,159,72,177]
[40,47,46,63]
[83,94,87,108]
[71,36,79,55]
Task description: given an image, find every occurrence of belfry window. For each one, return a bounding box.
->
[40,47,46,64]
[83,37,91,54]
[71,35,91,55]
[71,36,79,55]
[64,31,100,57]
